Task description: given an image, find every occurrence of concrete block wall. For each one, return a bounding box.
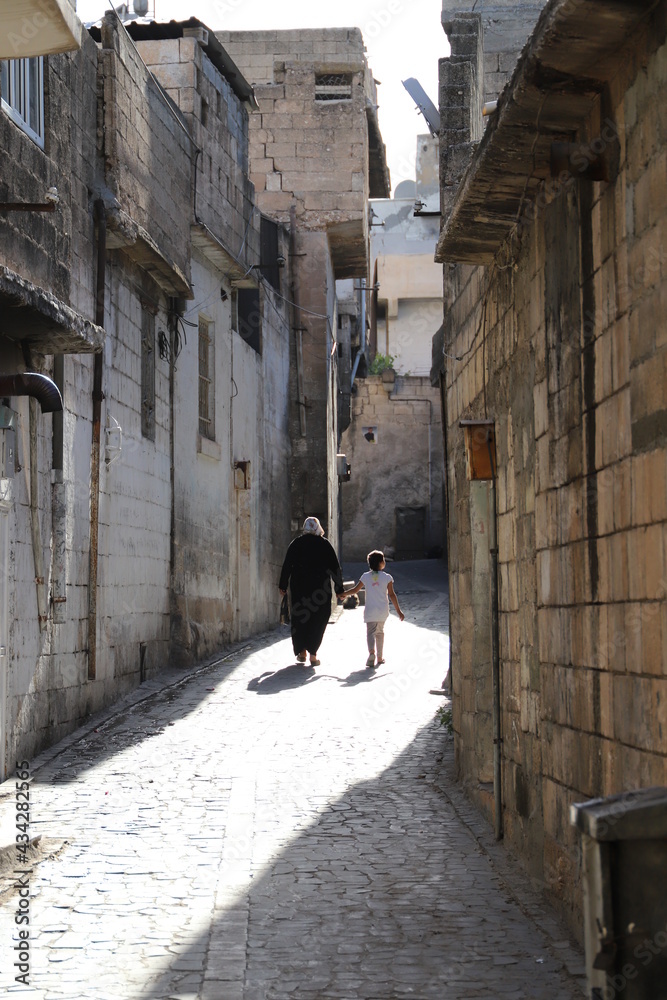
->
[94,263,171,680]
[440,21,667,932]
[217,30,370,239]
[1,19,292,770]
[138,36,260,267]
[100,14,192,285]
[170,253,291,662]
[0,36,99,303]
[214,29,381,543]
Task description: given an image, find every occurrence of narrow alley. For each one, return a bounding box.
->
[1,562,584,999]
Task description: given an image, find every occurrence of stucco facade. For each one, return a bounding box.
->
[434,0,667,935]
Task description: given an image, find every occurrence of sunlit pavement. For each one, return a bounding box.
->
[0,560,585,999]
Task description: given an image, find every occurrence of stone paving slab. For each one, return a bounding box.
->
[0,561,585,998]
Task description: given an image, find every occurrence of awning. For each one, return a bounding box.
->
[0,265,104,354]
[0,0,81,58]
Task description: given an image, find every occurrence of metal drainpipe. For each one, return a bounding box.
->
[88,200,106,681]
[20,345,48,631]
[28,396,48,629]
[487,429,503,840]
[51,354,66,624]
[439,372,453,694]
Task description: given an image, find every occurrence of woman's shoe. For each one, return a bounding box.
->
[296,651,307,663]
[310,658,320,667]
[366,653,376,668]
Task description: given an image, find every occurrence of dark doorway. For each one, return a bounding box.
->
[395,506,426,560]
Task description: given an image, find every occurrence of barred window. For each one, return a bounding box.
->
[198,316,215,439]
[1,58,44,147]
[315,74,353,102]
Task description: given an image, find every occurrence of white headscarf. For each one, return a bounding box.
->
[303,516,324,536]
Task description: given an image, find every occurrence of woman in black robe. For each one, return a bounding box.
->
[279,516,344,666]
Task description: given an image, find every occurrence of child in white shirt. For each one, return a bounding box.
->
[342,550,404,667]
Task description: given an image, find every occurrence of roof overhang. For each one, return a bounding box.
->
[0,265,104,354]
[0,0,81,58]
[191,223,258,288]
[435,0,659,265]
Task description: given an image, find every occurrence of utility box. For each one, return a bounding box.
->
[571,787,667,1000]
[0,405,17,478]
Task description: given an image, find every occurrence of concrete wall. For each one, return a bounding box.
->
[99,16,192,287]
[0,17,292,772]
[341,375,444,562]
[437,9,667,932]
[138,35,259,268]
[170,253,291,662]
[217,28,371,273]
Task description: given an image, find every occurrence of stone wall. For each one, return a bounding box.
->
[341,375,444,562]
[437,9,667,931]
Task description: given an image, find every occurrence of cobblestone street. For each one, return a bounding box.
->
[0,562,585,999]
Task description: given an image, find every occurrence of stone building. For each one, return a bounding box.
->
[433,0,667,935]
[341,136,445,562]
[0,12,292,772]
[217,28,390,543]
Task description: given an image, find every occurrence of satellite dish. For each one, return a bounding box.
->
[402,78,439,137]
[133,0,149,15]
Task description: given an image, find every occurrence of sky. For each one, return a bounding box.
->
[75,0,447,192]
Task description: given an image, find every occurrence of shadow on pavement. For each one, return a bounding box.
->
[29,630,288,788]
[338,667,389,686]
[136,718,583,1000]
[247,663,323,694]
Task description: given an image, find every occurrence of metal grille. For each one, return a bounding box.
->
[198,317,213,438]
[315,74,353,101]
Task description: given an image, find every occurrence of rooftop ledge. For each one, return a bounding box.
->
[435,0,658,266]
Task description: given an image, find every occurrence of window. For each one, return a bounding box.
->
[260,215,281,292]
[198,316,215,439]
[141,307,155,441]
[237,289,261,354]
[1,57,44,147]
[315,74,352,102]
